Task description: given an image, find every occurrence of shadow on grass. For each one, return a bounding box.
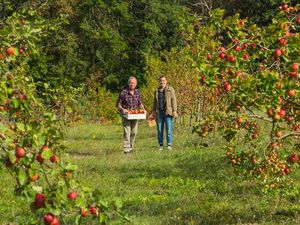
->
[67,135,119,141]
[117,150,229,182]
[118,151,288,224]
[67,147,118,157]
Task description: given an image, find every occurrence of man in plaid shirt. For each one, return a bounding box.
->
[117,76,146,153]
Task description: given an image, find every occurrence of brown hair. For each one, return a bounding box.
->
[159,76,167,80]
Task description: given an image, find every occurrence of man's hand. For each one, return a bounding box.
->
[122,108,128,114]
[172,111,178,118]
[149,112,155,120]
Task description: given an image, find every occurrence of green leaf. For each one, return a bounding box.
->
[5,138,14,146]
[75,215,81,225]
[282,55,289,62]
[12,97,20,108]
[8,150,16,163]
[66,106,73,113]
[28,168,36,177]
[16,123,25,132]
[58,180,65,187]
[49,208,61,216]
[0,123,7,133]
[99,213,107,223]
[113,198,123,209]
[7,88,13,95]
[13,48,20,56]
[99,200,109,210]
[41,150,52,159]
[18,170,28,186]
[32,185,43,193]
[37,135,46,146]
[65,164,78,171]
[44,83,49,89]
[43,112,53,118]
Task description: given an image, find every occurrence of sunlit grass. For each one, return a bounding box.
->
[1,122,300,224]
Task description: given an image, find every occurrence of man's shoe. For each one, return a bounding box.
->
[167,145,172,150]
[159,146,163,151]
[123,149,132,154]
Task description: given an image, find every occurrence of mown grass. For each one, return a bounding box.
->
[1,121,300,224]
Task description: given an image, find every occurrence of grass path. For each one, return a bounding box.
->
[1,122,300,224]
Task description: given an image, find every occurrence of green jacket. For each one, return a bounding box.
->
[152,86,177,116]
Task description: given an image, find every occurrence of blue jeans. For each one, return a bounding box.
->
[157,111,173,146]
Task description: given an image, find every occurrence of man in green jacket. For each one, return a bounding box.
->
[150,76,177,151]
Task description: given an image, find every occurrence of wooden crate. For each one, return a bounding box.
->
[123,113,146,120]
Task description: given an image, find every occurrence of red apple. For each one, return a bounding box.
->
[278,109,286,117]
[50,155,59,163]
[287,89,296,97]
[235,71,241,77]
[227,56,235,63]
[243,43,248,49]
[226,151,231,157]
[67,191,77,201]
[90,206,98,215]
[219,47,226,52]
[275,131,283,138]
[274,114,281,121]
[50,217,60,225]
[236,117,243,124]
[0,53,6,60]
[42,145,50,150]
[278,97,284,105]
[219,52,226,59]
[15,147,26,158]
[234,45,241,51]
[201,75,206,82]
[290,153,299,163]
[43,213,54,224]
[37,153,45,163]
[278,38,287,45]
[275,82,282,89]
[289,72,297,78]
[283,167,290,174]
[231,159,237,165]
[232,38,238,44]
[30,174,39,182]
[291,63,299,71]
[286,116,294,123]
[19,94,27,100]
[34,193,46,208]
[239,19,245,26]
[224,83,231,92]
[207,54,212,60]
[81,208,89,217]
[243,53,250,60]
[6,47,15,55]
[274,49,282,57]
[267,108,273,117]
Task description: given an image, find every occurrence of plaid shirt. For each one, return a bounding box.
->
[117,88,142,109]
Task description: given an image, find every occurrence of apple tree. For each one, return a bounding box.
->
[194,3,299,190]
[0,10,128,224]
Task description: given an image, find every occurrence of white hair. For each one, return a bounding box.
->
[128,76,137,84]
